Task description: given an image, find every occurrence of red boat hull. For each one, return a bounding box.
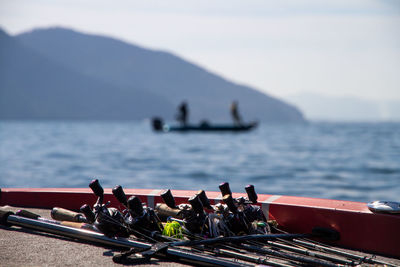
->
[1,188,399,258]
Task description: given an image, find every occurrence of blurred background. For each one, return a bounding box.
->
[0,0,399,202]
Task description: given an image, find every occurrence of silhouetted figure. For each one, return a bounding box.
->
[177,101,188,126]
[231,101,242,126]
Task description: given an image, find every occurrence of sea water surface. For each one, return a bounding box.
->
[0,121,399,203]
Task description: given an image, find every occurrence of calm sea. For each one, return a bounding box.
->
[0,121,399,203]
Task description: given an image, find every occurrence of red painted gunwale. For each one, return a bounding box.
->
[1,187,399,258]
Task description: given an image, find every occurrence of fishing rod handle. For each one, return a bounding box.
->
[245,184,258,204]
[112,185,128,206]
[127,196,144,216]
[161,189,176,209]
[155,204,184,220]
[15,208,95,231]
[223,194,238,213]
[51,207,87,223]
[219,182,232,196]
[89,179,104,198]
[196,190,212,209]
[188,194,204,214]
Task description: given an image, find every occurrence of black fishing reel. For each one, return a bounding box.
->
[157,189,234,238]
[185,194,208,234]
[112,185,163,235]
[155,189,193,221]
[242,185,267,223]
[219,182,268,235]
[156,189,209,235]
[80,179,129,238]
[192,189,237,237]
[221,193,250,235]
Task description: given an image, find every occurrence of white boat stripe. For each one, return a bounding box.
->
[261,203,269,221]
[146,190,162,208]
[147,195,154,208]
[149,189,162,196]
[263,195,282,203]
[261,195,281,220]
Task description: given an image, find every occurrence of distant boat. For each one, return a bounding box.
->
[152,118,258,132]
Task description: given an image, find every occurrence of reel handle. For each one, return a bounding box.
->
[89,179,104,198]
[161,189,176,209]
[127,196,144,216]
[80,204,95,224]
[188,194,204,214]
[196,190,212,209]
[245,184,258,204]
[112,185,128,207]
[223,194,238,213]
[219,182,232,197]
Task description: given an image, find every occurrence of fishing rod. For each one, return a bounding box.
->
[265,240,355,265]
[111,185,296,265]
[155,184,343,266]
[292,239,394,266]
[111,184,287,265]
[171,233,311,247]
[113,186,274,264]
[218,182,269,234]
[85,182,269,265]
[185,183,350,266]
[14,208,98,232]
[50,207,88,223]
[49,201,344,266]
[117,181,344,267]
[270,225,396,266]
[79,179,129,237]
[158,189,209,235]
[41,205,286,267]
[114,230,294,267]
[11,179,389,267]
[198,244,295,267]
[235,241,339,267]
[157,182,269,238]
[112,184,163,235]
[11,206,340,267]
[0,207,250,267]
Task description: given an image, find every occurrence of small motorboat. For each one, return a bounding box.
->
[152,118,258,132]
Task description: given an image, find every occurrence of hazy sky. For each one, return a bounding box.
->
[1,0,399,101]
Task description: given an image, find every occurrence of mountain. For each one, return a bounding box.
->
[285,92,400,121]
[0,28,173,120]
[1,27,304,122]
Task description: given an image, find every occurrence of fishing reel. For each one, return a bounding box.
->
[80,179,129,238]
[219,182,269,235]
[194,189,233,238]
[156,189,232,238]
[155,189,210,235]
[242,185,267,223]
[112,185,163,235]
[184,193,208,235]
[156,189,191,220]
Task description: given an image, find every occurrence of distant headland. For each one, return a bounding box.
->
[0,27,305,123]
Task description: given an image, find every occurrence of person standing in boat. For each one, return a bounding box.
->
[230,101,242,126]
[177,101,188,126]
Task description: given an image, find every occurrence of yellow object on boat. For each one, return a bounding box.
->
[162,221,184,239]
